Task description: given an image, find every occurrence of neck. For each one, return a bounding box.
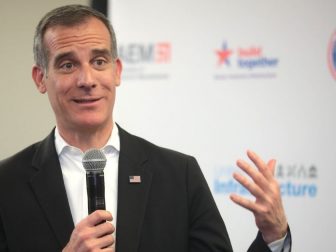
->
[57,122,114,152]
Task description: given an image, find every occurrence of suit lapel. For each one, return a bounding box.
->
[116,127,153,252]
[28,127,153,251]
[29,131,74,248]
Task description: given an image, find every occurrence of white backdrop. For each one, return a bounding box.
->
[110,0,336,251]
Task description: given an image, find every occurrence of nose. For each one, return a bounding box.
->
[76,65,96,89]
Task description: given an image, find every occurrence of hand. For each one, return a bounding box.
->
[230,150,288,243]
[63,210,115,252]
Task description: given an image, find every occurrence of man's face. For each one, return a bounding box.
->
[33,17,122,133]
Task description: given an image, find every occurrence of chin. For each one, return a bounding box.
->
[77,117,111,129]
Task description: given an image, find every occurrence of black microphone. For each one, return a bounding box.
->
[82,148,107,214]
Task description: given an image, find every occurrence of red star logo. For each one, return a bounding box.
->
[216,43,233,66]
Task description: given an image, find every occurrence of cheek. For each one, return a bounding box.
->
[53,77,74,94]
[100,75,119,91]
[105,67,121,87]
[46,79,72,105]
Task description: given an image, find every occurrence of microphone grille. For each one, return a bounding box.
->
[82,148,107,172]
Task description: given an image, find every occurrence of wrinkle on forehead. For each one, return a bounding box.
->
[43,19,111,52]
[46,34,110,51]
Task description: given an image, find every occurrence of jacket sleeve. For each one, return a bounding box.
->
[247,227,292,252]
[247,232,272,252]
[185,155,292,252]
[187,156,233,252]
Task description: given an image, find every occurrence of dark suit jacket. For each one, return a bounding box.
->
[0,126,275,252]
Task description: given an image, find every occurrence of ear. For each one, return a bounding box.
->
[114,58,123,87]
[32,65,47,94]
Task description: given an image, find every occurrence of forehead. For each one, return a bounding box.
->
[43,17,111,55]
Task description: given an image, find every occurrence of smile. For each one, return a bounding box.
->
[73,98,101,104]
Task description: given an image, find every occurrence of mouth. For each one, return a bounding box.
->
[73,97,101,104]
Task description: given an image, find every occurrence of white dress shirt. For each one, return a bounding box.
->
[54,124,119,242]
[268,233,290,252]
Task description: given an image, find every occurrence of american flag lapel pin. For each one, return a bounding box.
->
[129,175,141,184]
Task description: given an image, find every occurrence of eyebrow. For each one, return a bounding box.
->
[53,51,75,68]
[91,48,113,59]
[53,49,113,68]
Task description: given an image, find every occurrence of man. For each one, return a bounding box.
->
[0,5,290,252]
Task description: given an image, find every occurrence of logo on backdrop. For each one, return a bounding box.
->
[213,163,318,198]
[216,42,233,66]
[118,42,172,81]
[275,163,318,197]
[327,31,336,81]
[214,41,279,80]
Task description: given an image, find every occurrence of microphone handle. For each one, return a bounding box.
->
[86,172,106,214]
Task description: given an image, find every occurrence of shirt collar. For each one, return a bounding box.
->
[54,123,120,156]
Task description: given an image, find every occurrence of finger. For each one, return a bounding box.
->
[102,248,115,252]
[233,172,265,199]
[95,221,115,238]
[247,150,267,173]
[236,159,256,178]
[98,232,115,249]
[237,158,278,194]
[247,150,276,181]
[230,193,259,213]
[267,159,276,177]
[236,159,269,188]
[78,233,114,251]
[87,210,113,226]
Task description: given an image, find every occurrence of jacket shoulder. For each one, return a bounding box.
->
[118,126,194,163]
[0,142,41,176]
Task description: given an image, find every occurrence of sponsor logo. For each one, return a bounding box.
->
[328,31,336,80]
[118,42,171,81]
[276,163,318,198]
[214,41,279,80]
[215,42,233,66]
[213,163,318,198]
[119,42,171,64]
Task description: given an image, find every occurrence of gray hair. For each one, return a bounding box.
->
[33,4,118,70]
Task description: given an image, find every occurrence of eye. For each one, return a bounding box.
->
[94,58,107,67]
[60,62,75,72]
